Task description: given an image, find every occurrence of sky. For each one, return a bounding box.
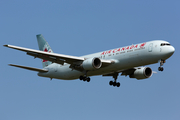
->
[0,0,180,120]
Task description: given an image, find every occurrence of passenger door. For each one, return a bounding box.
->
[148,43,153,52]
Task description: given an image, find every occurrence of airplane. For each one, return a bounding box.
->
[4,34,175,87]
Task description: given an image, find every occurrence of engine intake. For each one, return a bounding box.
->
[129,67,152,80]
[82,57,102,70]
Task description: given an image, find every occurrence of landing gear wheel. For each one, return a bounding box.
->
[113,82,116,87]
[110,81,120,87]
[158,67,164,71]
[79,76,83,80]
[109,81,113,86]
[116,82,120,87]
[79,76,91,82]
[87,77,90,82]
[158,67,161,71]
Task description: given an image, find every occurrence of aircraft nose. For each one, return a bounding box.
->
[165,46,175,58]
[161,46,175,59]
[169,46,175,55]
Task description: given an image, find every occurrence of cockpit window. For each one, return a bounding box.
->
[161,43,171,46]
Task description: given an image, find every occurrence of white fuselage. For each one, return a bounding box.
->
[38,40,175,80]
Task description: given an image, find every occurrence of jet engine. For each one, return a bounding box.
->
[82,57,102,70]
[129,67,152,80]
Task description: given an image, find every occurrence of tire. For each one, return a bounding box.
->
[79,76,83,80]
[109,81,113,85]
[113,82,116,87]
[158,67,161,71]
[87,77,90,82]
[117,82,120,87]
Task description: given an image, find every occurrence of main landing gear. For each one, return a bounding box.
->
[109,73,120,87]
[79,76,90,82]
[158,60,165,71]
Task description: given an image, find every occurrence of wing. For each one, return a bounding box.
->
[4,44,84,65]
[103,68,136,77]
[4,44,113,66]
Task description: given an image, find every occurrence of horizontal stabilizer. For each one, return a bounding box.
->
[9,64,48,72]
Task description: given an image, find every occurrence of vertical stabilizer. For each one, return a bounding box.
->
[36,34,53,68]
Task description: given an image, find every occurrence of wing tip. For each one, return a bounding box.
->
[8,64,14,66]
[3,44,8,47]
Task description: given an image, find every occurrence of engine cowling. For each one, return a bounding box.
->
[129,67,152,80]
[82,57,102,70]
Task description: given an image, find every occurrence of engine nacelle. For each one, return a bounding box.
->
[82,57,102,70]
[129,67,152,80]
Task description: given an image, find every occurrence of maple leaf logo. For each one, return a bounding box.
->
[42,48,49,62]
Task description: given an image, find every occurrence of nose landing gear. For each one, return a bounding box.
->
[158,60,165,71]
